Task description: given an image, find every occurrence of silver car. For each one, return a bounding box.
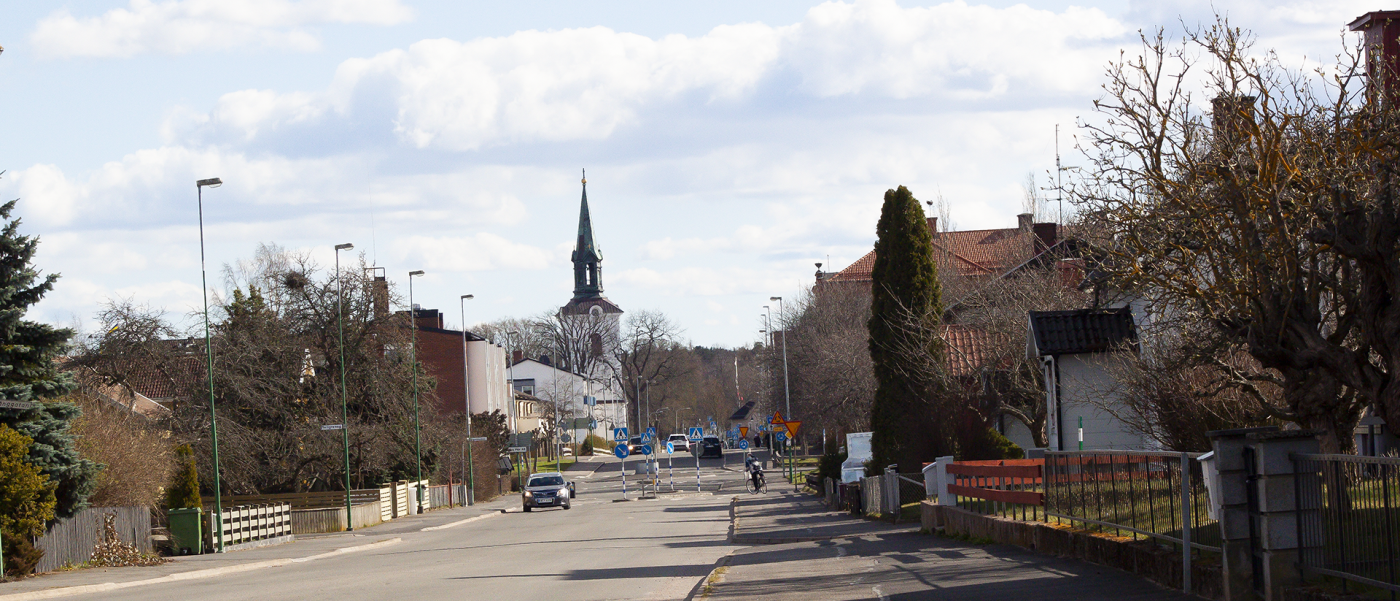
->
[522,472,573,512]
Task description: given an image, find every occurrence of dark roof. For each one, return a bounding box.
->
[1028,307,1137,356]
[560,297,624,316]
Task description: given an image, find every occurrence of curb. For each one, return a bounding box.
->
[0,538,402,601]
[684,552,735,601]
[420,512,500,532]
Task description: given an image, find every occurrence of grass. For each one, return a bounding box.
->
[525,456,577,473]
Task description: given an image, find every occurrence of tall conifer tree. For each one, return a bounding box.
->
[867,186,944,473]
[0,199,98,519]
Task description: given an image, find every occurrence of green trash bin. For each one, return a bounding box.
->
[168,507,203,555]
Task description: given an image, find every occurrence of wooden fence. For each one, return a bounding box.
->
[207,503,292,551]
[202,489,381,510]
[946,459,1045,506]
[290,501,382,534]
[34,507,151,573]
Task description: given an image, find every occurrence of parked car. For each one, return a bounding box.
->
[667,433,690,453]
[695,435,723,458]
[522,472,573,512]
[561,445,573,456]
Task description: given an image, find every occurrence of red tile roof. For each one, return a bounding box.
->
[942,324,994,378]
[823,219,1047,284]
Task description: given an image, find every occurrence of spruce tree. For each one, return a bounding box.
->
[867,186,943,474]
[0,200,99,518]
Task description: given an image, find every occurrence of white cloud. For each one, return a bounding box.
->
[394,233,553,272]
[32,0,414,58]
[166,0,1129,151]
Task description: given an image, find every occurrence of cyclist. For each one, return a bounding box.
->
[745,453,765,492]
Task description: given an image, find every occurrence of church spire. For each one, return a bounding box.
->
[571,169,603,300]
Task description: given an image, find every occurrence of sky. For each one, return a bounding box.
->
[0,0,1379,348]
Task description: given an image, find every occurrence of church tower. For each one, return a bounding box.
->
[562,171,623,317]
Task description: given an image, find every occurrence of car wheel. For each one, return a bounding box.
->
[564,502,571,510]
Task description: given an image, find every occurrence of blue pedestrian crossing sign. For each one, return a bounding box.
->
[589,419,597,430]
[666,441,675,454]
[739,440,749,450]
[613,427,628,442]
[688,427,703,441]
[614,444,630,459]
[646,426,656,438]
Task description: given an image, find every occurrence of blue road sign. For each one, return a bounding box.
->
[614,427,628,442]
[775,431,787,442]
[641,431,652,443]
[739,440,749,450]
[666,441,675,454]
[646,426,656,437]
[614,444,630,459]
[688,427,703,441]
[639,445,652,456]
[589,419,597,430]
[584,395,596,406]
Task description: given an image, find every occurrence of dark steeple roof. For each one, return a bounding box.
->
[571,170,604,301]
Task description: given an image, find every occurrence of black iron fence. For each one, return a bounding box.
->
[1043,451,1220,553]
[1293,453,1400,597]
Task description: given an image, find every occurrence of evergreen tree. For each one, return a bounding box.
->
[0,199,99,518]
[867,186,944,473]
[166,444,202,509]
[0,424,56,578]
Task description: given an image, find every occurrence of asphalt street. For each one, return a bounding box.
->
[0,448,1205,601]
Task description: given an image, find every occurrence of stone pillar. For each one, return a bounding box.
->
[1208,426,1278,601]
[1246,429,1321,601]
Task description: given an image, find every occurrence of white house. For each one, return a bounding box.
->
[1027,307,1155,451]
[510,357,625,442]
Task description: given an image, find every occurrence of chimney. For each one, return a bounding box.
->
[1211,95,1256,148]
[926,217,938,237]
[371,276,389,318]
[1032,222,1057,253]
[1350,11,1400,105]
[1017,213,1033,231]
[512,349,524,364]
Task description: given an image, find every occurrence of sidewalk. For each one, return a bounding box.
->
[701,492,1199,601]
[0,495,515,600]
[729,491,910,544]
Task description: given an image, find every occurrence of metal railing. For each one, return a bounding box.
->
[1043,451,1220,553]
[1294,453,1400,597]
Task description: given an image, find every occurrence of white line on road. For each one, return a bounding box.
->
[0,538,403,601]
[420,511,501,532]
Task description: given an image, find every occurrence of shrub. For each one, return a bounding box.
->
[2,530,43,577]
[580,438,594,456]
[165,445,201,510]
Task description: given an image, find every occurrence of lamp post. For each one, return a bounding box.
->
[334,242,354,531]
[408,269,425,513]
[771,296,792,480]
[507,330,520,480]
[459,294,475,505]
[196,177,226,552]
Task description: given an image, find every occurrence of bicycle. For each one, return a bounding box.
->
[745,470,767,494]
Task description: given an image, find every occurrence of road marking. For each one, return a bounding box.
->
[872,585,889,601]
[0,538,402,601]
[420,511,501,531]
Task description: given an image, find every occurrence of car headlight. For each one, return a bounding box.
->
[523,491,533,498]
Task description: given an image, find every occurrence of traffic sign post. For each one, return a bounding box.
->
[615,443,629,499]
[666,441,675,491]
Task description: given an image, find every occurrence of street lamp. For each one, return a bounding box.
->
[772,296,792,479]
[459,294,475,506]
[507,330,520,482]
[408,269,425,513]
[334,242,354,531]
[196,176,225,552]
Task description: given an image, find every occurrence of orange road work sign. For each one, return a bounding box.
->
[784,421,802,437]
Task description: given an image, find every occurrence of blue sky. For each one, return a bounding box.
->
[0,0,1375,347]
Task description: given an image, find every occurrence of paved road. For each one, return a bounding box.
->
[0,449,1202,601]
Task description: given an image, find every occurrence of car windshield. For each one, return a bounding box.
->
[528,476,564,487]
